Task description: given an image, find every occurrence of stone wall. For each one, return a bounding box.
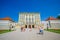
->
[0,20,10,30]
[48,20,60,29]
[0,20,15,30]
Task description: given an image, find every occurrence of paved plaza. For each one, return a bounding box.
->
[0,28,60,40]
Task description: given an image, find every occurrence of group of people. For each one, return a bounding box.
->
[21,27,32,32]
[21,26,44,34]
[21,27,25,32]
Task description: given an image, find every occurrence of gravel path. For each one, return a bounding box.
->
[0,29,60,40]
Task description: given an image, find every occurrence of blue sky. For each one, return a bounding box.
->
[0,0,60,22]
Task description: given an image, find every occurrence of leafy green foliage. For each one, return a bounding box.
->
[57,15,60,19]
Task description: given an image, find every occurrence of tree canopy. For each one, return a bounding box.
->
[57,15,60,19]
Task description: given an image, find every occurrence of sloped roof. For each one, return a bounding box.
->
[0,17,12,21]
[46,16,58,21]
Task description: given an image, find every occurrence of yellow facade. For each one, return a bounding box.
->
[18,12,41,28]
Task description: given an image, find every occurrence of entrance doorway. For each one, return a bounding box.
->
[29,25,31,28]
[25,25,27,28]
[32,25,34,28]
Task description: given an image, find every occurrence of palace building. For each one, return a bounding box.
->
[42,16,60,29]
[18,12,41,28]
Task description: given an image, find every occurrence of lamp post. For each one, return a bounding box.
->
[49,20,51,28]
[47,24,48,30]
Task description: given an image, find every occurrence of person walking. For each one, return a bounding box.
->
[39,26,44,35]
[21,27,23,32]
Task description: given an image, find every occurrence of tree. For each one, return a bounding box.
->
[57,15,60,19]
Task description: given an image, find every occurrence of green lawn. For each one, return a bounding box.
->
[0,30,12,34]
[45,29,60,34]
